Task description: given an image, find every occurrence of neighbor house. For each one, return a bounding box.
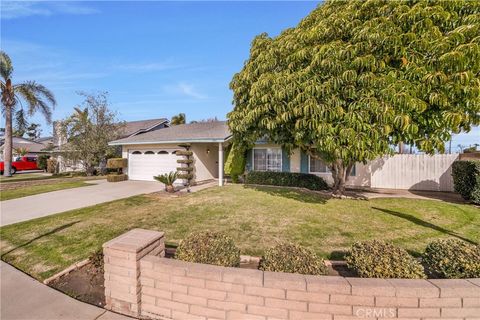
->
[54,118,170,172]
[109,121,459,192]
[0,136,51,160]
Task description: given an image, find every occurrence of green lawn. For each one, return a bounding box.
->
[0,173,53,183]
[1,185,478,280]
[0,181,91,201]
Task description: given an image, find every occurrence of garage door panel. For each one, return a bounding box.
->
[128,149,179,181]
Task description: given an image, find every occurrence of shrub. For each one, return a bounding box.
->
[345,240,425,279]
[37,155,49,171]
[175,231,240,267]
[259,242,327,275]
[106,158,127,169]
[224,142,246,183]
[422,239,480,279]
[245,171,328,191]
[175,150,193,156]
[154,171,177,192]
[46,158,57,174]
[452,160,480,204]
[52,171,87,178]
[107,174,128,182]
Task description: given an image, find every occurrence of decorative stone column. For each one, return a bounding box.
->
[103,228,165,317]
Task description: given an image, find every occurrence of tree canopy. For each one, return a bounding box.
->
[228,0,480,194]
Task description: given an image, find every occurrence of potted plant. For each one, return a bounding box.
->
[154,171,178,193]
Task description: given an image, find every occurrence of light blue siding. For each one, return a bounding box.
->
[282,149,290,172]
[300,151,308,173]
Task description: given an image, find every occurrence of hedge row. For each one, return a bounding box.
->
[346,238,480,279]
[175,232,479,279]
[452,160,480,204]
[245,171,329,191]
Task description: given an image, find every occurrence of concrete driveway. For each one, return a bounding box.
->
[0,180,164,226]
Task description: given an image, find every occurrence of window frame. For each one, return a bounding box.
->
[252,147,282,172]
[308,155,356,176]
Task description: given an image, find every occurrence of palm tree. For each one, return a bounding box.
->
[171,113,186,125]
[1,51,56,176]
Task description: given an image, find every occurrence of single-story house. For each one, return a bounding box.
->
[108,121,370,187]
[109,121,459,192]
[109,121,231,184]
[0,136,52,160]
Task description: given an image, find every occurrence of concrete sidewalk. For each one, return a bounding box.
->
[0,261,130,320]
[0,180,164,226]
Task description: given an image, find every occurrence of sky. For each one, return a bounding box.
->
[0,1,478,150]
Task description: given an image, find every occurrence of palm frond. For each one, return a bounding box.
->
[0,51,13,81]
[14,81,56,123]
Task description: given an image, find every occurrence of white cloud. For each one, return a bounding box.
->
[1,1,99,20]
[174,82,207,99]
[114,62,181,73]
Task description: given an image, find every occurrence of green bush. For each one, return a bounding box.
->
[259,242,327,275]
[52,171,87,178]
[46,158,57,174]
[175,150,193,156]
[175,231,240,267]
[107,158,127,169]
[452,160,480,204]
[346,240,425,279]
[37,155,49,171]
[422,239,480,279]
[107,174,128,182]
[224,142,246,183]
[245,171,328,191]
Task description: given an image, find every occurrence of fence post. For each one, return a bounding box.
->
[103,228,165,317]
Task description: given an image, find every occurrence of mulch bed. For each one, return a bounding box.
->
[49,262,105,307]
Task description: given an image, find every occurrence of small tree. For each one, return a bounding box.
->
[61,92,122,175]
[228,1,480,195]
[171,113,186,125]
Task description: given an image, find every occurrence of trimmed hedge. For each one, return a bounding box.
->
[107,158,127,169]
[177,159,193,164]
[37,155,49,171]
[422,239,480,279]
[107,174,128,182]
[259,242,327,275]
[452,160,480,204]
[346,240,425,279]
[224,142,246,183]
[176,167,194,172]
[245,171,328,191]
[46,158,57,174]
[175,231,240,267]
[175,150,193,156]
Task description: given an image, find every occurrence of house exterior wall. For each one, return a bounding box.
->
[121,143,219,183]
[246,144,457,191]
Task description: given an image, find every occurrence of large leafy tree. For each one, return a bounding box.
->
[228,0,480,195]
[1,51,56,176]
[61,92,122,175]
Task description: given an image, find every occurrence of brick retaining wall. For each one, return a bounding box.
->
[104,229,480,320]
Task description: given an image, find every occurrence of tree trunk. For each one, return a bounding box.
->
[3,104,13,177]
[331,161,353,197]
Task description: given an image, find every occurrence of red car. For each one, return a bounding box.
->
[0,156,39,175]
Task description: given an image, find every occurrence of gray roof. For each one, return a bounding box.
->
[109,121,231,145]
[0,137,49,153]
[120,118,169,138]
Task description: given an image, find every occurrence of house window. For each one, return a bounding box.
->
[309,155,356,176]
[309,156,330,173]
[253,148,282,172]
[131,151,142,155]
[144,151,155,155]
[157,151,169,154]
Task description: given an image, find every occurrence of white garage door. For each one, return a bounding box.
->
[128,149,179,181]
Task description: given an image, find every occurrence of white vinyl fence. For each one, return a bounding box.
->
[369,154,459,192]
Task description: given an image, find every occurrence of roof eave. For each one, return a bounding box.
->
[109,135,232,146]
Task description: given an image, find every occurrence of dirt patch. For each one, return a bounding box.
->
[49,262,105,307]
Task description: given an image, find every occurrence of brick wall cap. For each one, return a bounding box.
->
[429,279,480,297]
[103,229,164,253]
[388,279,440,297]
